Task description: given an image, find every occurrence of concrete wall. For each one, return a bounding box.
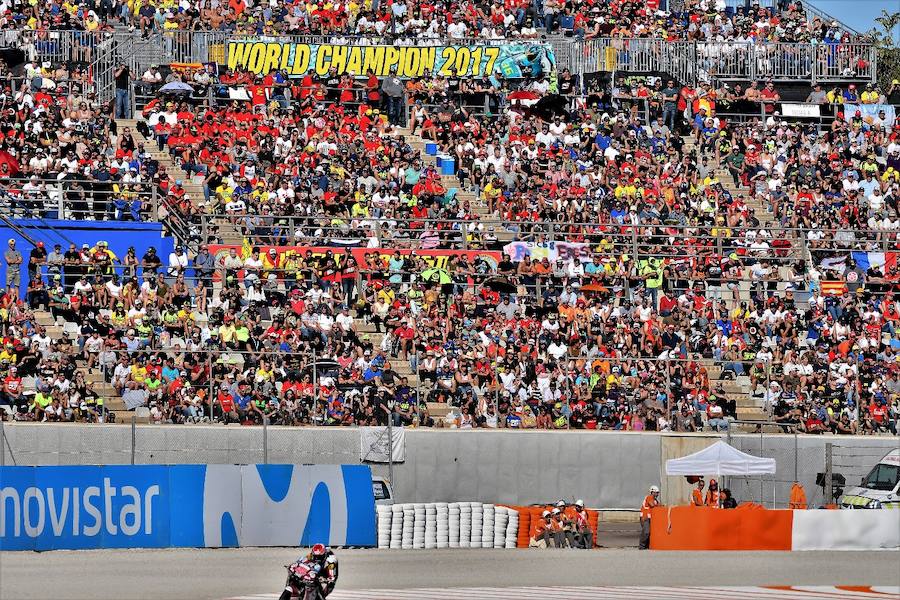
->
[0,424,359,467]
[392,430,661,509]
[2,424,897,510]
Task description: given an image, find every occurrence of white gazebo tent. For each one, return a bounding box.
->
[666,440,777,506]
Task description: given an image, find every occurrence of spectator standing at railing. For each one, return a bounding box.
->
[114,63,132,119]
[4,239,22,295]
[27,241,46,283]
[381,69,405,127]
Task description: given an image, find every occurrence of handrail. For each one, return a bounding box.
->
[0,212,39,247]
[798,0,863,36]
[8,29,878,88]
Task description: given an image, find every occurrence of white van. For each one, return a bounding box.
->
[839,449,900,509]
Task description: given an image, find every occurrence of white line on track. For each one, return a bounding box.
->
[227,586,900,600]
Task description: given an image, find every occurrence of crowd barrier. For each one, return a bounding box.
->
[375,502,600,549]
[0,464,376,551]
[650,506,900,551]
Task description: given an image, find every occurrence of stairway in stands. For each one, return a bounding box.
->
[682,135,788,426]
[32,308,127,421]
[115,118,244,246]
[392,126,516,246]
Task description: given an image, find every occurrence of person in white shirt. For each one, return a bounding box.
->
[447,21,467,39]
[167,246,188,278]
[141,65,163,84]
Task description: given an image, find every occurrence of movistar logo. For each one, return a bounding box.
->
[1,479,160,539]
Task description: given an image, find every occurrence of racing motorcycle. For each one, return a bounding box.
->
[278,561,323,600]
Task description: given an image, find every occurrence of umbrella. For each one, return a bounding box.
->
[158,81,194,94]
[421,267,452,284]
[482,277,517,294]
[580,283,609,293]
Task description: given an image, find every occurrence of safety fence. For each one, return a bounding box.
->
[723,433,900,510]
[2,30,876,103]
[129,78,512,125]
[0,463,376,550]
[596,94,854,131]
[1,177,158,223]
[190,217,898,262]
[577,39,875,85]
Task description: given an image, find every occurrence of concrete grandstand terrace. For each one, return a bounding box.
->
[37,121,770,425]
[61,122,767,426]
[114,118,245,246]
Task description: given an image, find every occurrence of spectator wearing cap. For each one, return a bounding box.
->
[167,246,188,279]
[4,239,22,294]
[27,242,47,283]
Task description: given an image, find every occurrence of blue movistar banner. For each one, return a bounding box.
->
[0,465,375,551]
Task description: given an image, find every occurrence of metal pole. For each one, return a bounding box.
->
[415,350,421,427]
[825,442,833,506]
[1,419,5,467]
[759,429,764,507]
[208,354,215,423]
[793,432,798,483]
[387,400,394,486]
[263,415,268,465]
[131,415,136,465]
[312,353,318,425]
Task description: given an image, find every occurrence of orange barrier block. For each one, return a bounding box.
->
[586,511,600,548]
[649,505,793,551]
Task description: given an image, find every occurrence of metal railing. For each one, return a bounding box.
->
[6,29,874,99]
[0,177,157,222]
[583,38,876,85]
[191,216,898,253]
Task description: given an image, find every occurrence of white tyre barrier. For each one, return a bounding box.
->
[378,502,523,550]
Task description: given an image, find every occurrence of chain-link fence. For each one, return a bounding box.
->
[726,428,802,508]
[724,428,898,508]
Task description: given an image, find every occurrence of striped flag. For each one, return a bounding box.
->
[820,281,848,296]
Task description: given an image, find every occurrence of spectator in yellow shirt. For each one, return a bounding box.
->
[482,178,502,213]
[860,84,880,104]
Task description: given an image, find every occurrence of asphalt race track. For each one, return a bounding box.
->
[1,548,898,600]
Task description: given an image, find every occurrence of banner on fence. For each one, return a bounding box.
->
[818,251,897,273]
[503,241,592,263]
[843,103,896,128]
[781,103,821,118]
[0,464,376,551]
[359,427,406,464]
[209,244,502,281]
[225,40,556,78]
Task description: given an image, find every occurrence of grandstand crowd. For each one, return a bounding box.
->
[0,0,897,436]
[0,0,869,43]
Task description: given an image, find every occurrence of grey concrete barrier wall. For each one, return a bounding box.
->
[0,424,360,467]
[2,424,896,511]
[391,430,661,509]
